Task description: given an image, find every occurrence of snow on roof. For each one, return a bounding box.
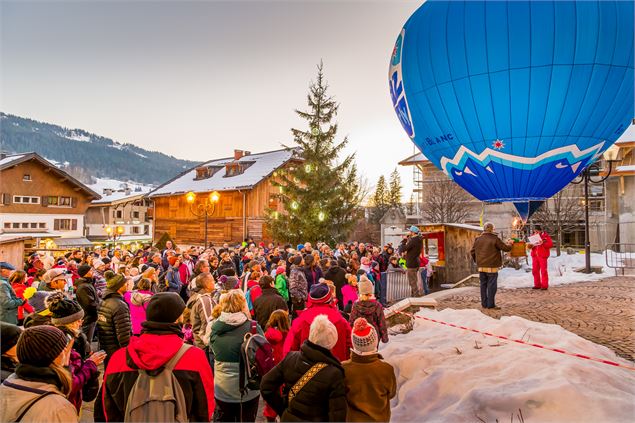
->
[89,178,153,204]
[0,153,26,167]
[616,165,635,172]
[149,148,299,197]
[615,122,635,144]
[399,151,428,165]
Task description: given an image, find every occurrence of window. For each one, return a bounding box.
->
[59,196,71,206]
[132,226,140,234]
[48,196,59,206]
[132,211,140,219]
[54,219,77,231]
[30,223,37,228]
[3,223,10,229]
[23,174,31,181]
[21,223,29,229]
[144,225,150,235]
[12,223,19,228]
[39,223,46,229]
[12,196,40,204]
[115,210,123,219]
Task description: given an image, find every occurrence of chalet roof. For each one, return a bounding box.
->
[0,152,101,199]
[148,148,301,197]
[398,152,428,166]
[615,122,635,145]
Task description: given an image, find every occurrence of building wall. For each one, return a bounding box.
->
[85,199,152,239]
[0,212,85,238]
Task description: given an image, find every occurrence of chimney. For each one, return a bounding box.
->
[124,187,132,195]
[234,149,244,160]
[0,152,7,160]
[103,188,114,195]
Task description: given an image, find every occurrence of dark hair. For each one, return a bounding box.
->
[259,275,274,289]
[534,225,543,231]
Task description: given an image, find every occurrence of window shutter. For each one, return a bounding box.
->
[71,197,77,208]
[41,196,48,207]
[71,219,77,230]
[2,193,10,205]
[54,219,60,230]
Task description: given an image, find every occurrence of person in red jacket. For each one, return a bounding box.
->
[9,271,33,325]
[283,282,352,362]
[529,225,554,290]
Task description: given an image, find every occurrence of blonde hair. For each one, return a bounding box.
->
[220,289,248,314]
[142,267,157,280]
[50,363,73,396]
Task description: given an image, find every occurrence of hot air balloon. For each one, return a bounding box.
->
[389,0,634,220]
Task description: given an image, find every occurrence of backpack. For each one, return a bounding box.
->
[123,343,191,422]
[198,294,217,347]
[238,321,275,397]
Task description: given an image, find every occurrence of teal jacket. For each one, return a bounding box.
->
[0,279,23,325]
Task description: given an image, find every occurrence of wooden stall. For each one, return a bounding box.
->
[418,223,482,285]
[0,236,29,269]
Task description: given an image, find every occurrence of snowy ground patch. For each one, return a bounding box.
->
[498,252,613,289]
[382,308,635,422]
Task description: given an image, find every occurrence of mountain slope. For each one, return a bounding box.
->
[0,112,198,184]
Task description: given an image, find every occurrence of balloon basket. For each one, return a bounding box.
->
[510,241,527,258]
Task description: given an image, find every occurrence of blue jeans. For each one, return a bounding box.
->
[420,268,430,295]
[479,272,498,308]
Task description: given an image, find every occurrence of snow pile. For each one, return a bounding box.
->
[498,252,611,289]
[383,308,635,422]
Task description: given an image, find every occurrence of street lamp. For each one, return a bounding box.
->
[105,225,124,246]
[186,190,221,248]
[571,143,622,273]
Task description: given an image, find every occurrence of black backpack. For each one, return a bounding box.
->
[238,321,275,397]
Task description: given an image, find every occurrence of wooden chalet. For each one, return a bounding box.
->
[148,148,302,246]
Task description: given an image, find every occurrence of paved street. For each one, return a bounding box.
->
[434,276,635,361]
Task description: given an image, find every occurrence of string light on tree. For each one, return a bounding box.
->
[318,211,325,222]
[291,201,299,210]
[305,164,312,173]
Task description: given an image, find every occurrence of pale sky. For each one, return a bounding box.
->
[1,0,421,198]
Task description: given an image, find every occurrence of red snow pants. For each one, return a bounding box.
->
[532,255,549,289]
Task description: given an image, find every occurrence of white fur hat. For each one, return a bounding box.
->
[309,314,338,350]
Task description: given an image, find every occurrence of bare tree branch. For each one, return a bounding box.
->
[421,180,473,223]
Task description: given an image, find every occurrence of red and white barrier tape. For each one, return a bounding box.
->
[395,311,635,372]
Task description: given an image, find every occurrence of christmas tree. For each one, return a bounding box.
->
[267,63,361,245]
[371,175,390,223]
[388,168,403,210]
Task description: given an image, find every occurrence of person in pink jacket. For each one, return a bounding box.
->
[124,278,154,335]
[529,225,554,290]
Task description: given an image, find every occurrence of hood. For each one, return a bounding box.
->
[126,333,183,371]
[355,299,380,314]
[131,291,153,306]
[213,312,250,336]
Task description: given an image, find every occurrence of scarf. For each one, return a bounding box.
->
[141,321,184,337]
[15,363,66,391]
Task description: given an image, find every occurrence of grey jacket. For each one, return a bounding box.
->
[0,279,23,325]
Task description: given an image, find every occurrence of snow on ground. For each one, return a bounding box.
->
[382,308,635,422]
[498,252,612,289]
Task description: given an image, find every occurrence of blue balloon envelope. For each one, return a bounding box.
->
[390,0,634,220]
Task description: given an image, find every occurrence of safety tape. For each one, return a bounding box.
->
[395,311,635,372]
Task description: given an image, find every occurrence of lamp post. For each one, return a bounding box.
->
[105,225,124,246]
[185,191,220,248]
[571,144,621,273]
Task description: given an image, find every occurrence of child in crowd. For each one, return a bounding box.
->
[349,277,389,344]
[341,273,359,313]
[274,266,289,303]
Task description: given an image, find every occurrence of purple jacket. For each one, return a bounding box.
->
[124,290,154,335]
[68,349,99,412]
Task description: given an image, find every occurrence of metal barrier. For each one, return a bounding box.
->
[605,244,635,276]
[380,270,424,304]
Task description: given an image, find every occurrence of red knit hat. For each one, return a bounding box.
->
[276,266,286,275]
[168,256,179,266]
[351,318,378,355]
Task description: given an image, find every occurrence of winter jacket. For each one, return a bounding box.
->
[124,290,153,335]
[303,266,323,291]
[531,232,554,259]
[1,355,17,383]
[210,312,263,403]
[67,349,99,412]
[165,265,182,292]
[96,290,131,357]
[342,352,396,422]
[260,340,347,422]
[189,292,217,348]
[264,327,287,364]
[75,277,99,325]
[324,265,347,309]
[0,279,23,325]
[0,373,78,423]
[402,234,424,269]
[23,312,51,328]
[253,286,288,330]
[92,269,107,297]
[341,284,358,312]
[470,232,513,269]
[245,282,262,315]
[99,332,215,422]
[283,303,352,362]
[288,265,308,304]
[349,300,389,344]
[218,260,236,276]
[275,273,290,301]
[11,282,33,320]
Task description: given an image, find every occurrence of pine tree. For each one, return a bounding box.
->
[388,168,403,210]
[267,62,361,245]
[371,175,390,223]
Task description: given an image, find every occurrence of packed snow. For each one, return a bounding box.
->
[382,308,635,423]
[498,252,613,289]
[88,177,153,203]
[56,130,91,142]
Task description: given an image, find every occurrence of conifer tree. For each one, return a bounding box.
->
[267,63,361,244]
[388,168,403,210]
[371,175,390,223]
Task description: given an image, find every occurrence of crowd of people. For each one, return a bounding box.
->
[0,233,434,422]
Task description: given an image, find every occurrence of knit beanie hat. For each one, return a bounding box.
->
[351,318,379,355]
[105,270,126,291]
[358,276,374,296]
[92,259,105,269]
[145,293,185,323]
[43,268,67,285]
[46,292,84,325]
[309,283,332,304]
[168,256,178,266]
[17,326,69,367]
[23,287,51,315]
[78,264,92,278]
[1,322,23,354]
[309,314,338,350]
[276,266,286,277]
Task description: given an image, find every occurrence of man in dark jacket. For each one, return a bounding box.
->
[323,259,347,310]
[253,275,288,330]
[97,293,214,423]
[96,271,131,367]
[261,314,346,422]
[470,222,513,309]
[76,264,99,342]
[401,226,424,297]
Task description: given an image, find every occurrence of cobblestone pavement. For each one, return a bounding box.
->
[435,276,635,362]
